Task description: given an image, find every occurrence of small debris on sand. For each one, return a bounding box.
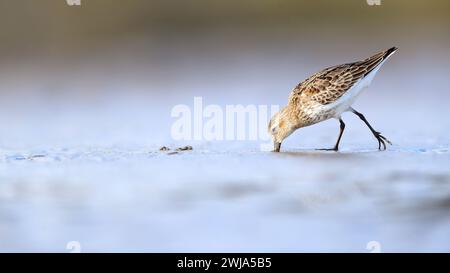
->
[27,155,46,160]
[176,146,193,151]
[159,146,192,154]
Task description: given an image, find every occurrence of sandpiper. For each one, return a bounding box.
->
[269,47,397,152]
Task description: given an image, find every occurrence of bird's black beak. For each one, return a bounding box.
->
[273,142,281,152]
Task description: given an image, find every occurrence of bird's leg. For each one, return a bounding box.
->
[334,118,346,150]
[317,118,345,151]
[350,108,392,150]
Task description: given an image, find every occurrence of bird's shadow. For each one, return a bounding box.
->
[277,148,383,158]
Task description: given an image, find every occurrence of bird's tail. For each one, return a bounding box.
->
[362,47,398,77]
[383,46,398,59]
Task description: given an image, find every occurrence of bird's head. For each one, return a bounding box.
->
[268,107,296,152]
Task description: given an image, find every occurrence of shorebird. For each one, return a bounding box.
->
[268,47,397,152]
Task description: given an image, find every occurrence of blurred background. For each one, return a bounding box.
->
[0,0,449,146]
[0,0,449,252]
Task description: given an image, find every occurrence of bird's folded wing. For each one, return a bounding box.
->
[289,48,396,105]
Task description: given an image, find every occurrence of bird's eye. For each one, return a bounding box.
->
[271,127,277,133]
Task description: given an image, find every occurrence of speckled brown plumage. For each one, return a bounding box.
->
[290,47,397,106]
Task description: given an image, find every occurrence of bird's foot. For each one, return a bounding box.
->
[374,131,392,150]
[316,147,339,152]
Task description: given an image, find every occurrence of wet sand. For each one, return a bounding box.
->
[1,115,449,252]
